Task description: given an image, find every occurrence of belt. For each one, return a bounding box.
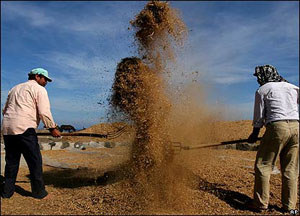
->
[269,119,299,124]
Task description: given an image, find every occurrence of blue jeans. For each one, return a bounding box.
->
[2,128,48,199]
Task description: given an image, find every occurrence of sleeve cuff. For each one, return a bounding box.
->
[48,125,59,131]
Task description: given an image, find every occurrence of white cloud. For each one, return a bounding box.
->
[2,1,134,38]
[49,97,108,128]
[178,2,299,85]
[62,14,128,36]
[51,97,101,113]
[41,52,91,72]
[2,2,55,27]
[52,77,76,90]
[35,51,117,89]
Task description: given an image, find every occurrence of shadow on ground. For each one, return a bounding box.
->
[197,177,251,210]
[0,175,32,197]
[41,163,133,188]
[196,176,283,214]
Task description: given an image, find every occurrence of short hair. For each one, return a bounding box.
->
[28,74,36,80]
[28,74,44,80]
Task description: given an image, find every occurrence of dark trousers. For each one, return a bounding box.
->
[2,128,48,199]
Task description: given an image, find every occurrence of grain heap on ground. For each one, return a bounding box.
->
[110,0,193,211]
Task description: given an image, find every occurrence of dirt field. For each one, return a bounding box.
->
[0,120,296,215]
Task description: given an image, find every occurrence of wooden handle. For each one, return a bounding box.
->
[181,137,262,150]
[36,132,107,138]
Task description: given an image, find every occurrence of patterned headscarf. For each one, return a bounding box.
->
[253,64,288,86]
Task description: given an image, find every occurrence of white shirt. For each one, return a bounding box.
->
[2,80,57,135]
[252,82,299,128]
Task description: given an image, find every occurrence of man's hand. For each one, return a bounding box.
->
[247,133,258,143]
[50,128,61,137]
[247,127,260,143]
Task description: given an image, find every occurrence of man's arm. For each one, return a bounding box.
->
[247,127,260,143]
[2,91,11,116]
[297,87,299,105]
[36,88,61,137]
[248,90,264,143]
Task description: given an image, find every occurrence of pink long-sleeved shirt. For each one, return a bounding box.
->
[2,80,57,135]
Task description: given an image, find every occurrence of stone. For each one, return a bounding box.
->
[97,142,106,148]
[74,142,83,149]
[88,141,105,148]
[51,142,63,150]
[74,142,86,150]
[104,142,116,148]
[48,142,56,150]
[61,142,70,149]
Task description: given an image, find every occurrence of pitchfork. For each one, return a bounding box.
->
[36,125,128,140]
[171,137,262,154]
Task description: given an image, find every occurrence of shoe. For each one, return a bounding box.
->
[280,208,289,214]
[32,190,48,199]
[0,185,14,199]
[0,192,13,199]
[280,207,296,214]
[246,201,268,212]
[34,192,54,201]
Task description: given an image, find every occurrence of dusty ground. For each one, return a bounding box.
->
[0,120,297,215]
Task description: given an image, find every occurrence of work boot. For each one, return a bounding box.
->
[0,179,15,199]
[246,201,268,213]
[32,190,48,199]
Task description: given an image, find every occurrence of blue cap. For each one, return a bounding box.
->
[28,68,52,82]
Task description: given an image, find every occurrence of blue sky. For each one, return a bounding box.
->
[1,1,299,129]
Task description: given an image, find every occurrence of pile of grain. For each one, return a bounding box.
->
[110,0,192,212]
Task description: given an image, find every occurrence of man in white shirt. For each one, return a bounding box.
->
[1,68,61,199]
[247,65,299,213]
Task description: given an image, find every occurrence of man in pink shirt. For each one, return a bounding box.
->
[1,68,61,199]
